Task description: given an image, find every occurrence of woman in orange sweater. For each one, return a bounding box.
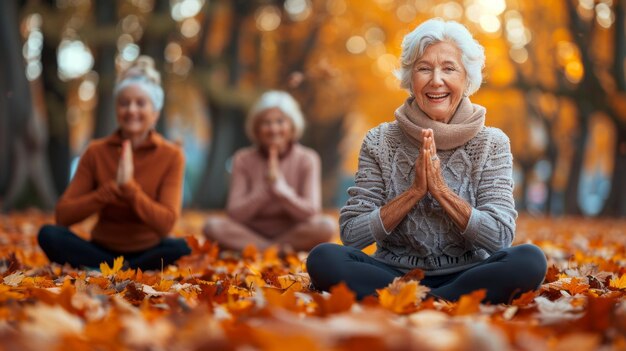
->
[38,56,190,270]
[203,91,336,251]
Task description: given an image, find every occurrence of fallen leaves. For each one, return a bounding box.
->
[1,212,626,350]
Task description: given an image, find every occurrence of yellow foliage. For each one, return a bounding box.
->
[609,274,626,290]
[100,256,124,277]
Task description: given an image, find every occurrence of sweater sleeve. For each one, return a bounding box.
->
[118,149,184,236]
[339,128,388,249]
[275,151,321,221]
[461,130,517,253]
[226,151,272,222]
[55,146,120,226]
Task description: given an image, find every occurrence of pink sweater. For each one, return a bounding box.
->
[226,144,322,237]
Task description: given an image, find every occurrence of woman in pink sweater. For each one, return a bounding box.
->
[203,91,336,251]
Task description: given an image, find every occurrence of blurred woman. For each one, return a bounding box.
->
[203,91,335,251]
[38,56,190,270]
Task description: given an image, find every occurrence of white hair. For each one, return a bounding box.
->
[245,90,305,143]
[395,19,485,96]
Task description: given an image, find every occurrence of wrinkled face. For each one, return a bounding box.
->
[411,41,468,123]
[115,84,159,136]
[255,108,294,150]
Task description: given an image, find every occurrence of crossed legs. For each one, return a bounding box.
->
[203,215,336,251]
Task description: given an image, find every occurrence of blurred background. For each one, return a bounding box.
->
[0,0,624,217]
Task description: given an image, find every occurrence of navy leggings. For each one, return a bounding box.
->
[306,243,547,304]
[38,225,191,271]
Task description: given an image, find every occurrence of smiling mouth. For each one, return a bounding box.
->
[426,93,450,100]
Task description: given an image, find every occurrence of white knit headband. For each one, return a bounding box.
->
[113,76,164,111]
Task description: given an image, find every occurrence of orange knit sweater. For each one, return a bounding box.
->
[55,130,184,252]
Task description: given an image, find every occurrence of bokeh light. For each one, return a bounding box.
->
[346,36,367,54]
[171,0,205,22]
[284,0,312,21]
[396,4,417,23]
[57,40,94,80]
[255,6,282,32]
[181,17,201,38]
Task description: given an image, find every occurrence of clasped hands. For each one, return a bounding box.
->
[411,129,447,199]
[116,140,134,186]
[266,144,293,198]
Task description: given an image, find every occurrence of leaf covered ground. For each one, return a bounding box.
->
[1,210,626,351]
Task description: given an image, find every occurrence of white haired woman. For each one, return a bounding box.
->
[38,56,190,270]
[203,90,336,251]
[306,19,547,303]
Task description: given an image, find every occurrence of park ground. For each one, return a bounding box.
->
[0,210,626,350]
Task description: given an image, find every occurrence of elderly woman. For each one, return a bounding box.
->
[307,19,547,303]
[203,91,336,252]
[38,56,190,270]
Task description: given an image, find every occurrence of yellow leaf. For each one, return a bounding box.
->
[100,256,124,277]
[153,279,174,292]
[609,274,626,290]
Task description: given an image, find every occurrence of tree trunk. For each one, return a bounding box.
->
[601,126,626,216]
[0,0,57,210]
[142,0,172,134]
[93,0,117,138]
[615,0,626,91]
[564,101,591,216]
[196,106,248,208]
[41,26,70,195]
[194,1,249,208]
[516,161,533,212]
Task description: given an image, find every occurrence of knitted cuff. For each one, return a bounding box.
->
[369,208,391,242]
[460,207,481,242]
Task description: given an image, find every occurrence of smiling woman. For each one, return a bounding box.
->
[307,19,547,304]
[37,56,191,271]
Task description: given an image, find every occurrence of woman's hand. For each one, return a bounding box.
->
[422,129,472,231]
[117,140,134,185]
[411,130,428,198]
[267,145,280,183]
[267,144,294,198]
[423,129,447,197]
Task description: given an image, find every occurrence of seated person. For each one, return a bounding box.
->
[306,19,547,303]
[38,56,190,270]
[203,90,336,251]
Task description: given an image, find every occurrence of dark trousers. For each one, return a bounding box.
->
[38,225,191,271]
[306,243,547,304]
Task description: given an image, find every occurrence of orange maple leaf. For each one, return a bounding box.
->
[561,278,590,295]
[312,282,355,316]
[545,265,560,283]
[454,289,486,316]
[377,278,428,314]
[263,287,299,311]
[511,290,538,307]
[242,244,259,261]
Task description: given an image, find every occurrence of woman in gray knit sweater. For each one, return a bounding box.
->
[306,19,547,303]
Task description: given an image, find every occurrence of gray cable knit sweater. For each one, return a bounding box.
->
[339,122,517,275]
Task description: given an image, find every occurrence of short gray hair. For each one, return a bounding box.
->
[245,90,305,144]
[395,19,485,96]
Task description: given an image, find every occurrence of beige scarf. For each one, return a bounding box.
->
[394,97,486,150]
